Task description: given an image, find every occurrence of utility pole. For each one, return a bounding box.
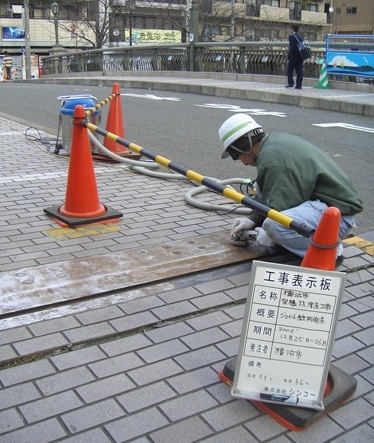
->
[189,0,198,71]
[24,0,31,79]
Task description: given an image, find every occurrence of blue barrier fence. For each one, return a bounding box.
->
[325,34,374,79]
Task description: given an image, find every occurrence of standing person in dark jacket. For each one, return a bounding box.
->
[286,25,304,89]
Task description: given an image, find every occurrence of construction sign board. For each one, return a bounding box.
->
[232,261,345,410]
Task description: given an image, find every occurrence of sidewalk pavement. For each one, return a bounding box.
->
[0,76,373,442]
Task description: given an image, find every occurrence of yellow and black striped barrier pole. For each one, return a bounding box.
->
[84,121,315,239]
[84,91,117,118]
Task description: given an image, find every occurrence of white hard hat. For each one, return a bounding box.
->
[219,114,263,159]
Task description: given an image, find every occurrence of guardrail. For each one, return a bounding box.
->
[41,41,327,80]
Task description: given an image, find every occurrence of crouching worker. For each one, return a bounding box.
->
[218,114,363,262]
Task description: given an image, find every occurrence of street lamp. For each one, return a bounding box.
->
[51,1,59,45]
[125,0,135,46]
[113,28,120,46]
[329,4,341,34]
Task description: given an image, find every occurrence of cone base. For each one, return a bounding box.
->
[44,205,123,228]
[218,357,357,431]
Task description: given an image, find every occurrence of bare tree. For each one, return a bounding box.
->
[57,0,114,48]
[55,0,324,49]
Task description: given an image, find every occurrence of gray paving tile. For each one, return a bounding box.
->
[191,293,233,310]
[357,345,374,364]
[19,391,83,423]
[223,303,246,319]
[0,382,41,410]
[99,334,151,357]
[110,310,159,332]
[174,345,226,371]
[76,373,135,403]
[360,365,374,384]
[180,327,230,349]
[346,281,374,298]
[0,359,56,387]
[152,300,199,320]
[117,381,176,413]
[151,416,214,443]
[200,426,259,443]
[202,399,260,432]
[353,375,374,398]
[245,414,286,440]
[286,416,343,442]
[0,409,24,434]
[105,408,169,442]
[63,322,116,343]
[145,322,194,344]
[330,424,374,443]
[137,339,189,363]
[220,318,243,337]
[216,337,241,358]
[61,399,124,434]
[158,286,202,303]
[333,353,371,375]
[88,352,144,378]
[353,325,374,346]
[194,278,236,295]
[351,311,374,328]
[329,398,374,429]
[13,332,69,356]
[51,346,106,371]
[332,335,366,359]
[127,358,184,386]
[0,326,32,345]
[335,318,362,339]
[168,367,218,394]
[348,295,374,313]
[0,344,18,362]
[75,305,125,325]
[118,295,165,314]
[58,428,113,443]
[0,418,67,443]
[224,285,248,301]
[186,311,232,331]
[36,367,96,395]
[28,316,81,336]
[159,390,218,421]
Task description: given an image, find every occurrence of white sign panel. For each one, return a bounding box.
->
[232,261,345,410]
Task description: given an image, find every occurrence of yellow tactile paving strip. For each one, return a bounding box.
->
[343,236,374,256]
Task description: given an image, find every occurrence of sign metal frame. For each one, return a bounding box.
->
[232,261,345,410]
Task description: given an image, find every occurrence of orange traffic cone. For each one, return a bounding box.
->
[44,105,123,227]
[103,83,139,158]
[301,206,341,270]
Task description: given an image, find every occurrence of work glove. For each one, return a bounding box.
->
[256,227,276,248]
[231,218,256,236]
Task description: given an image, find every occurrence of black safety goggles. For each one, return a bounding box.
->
[227,134,251,161]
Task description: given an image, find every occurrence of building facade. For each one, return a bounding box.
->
[0,0,373,55]
[326,0,374,35]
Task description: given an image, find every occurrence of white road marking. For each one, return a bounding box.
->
[313,123,374,133]
[122,93,180,101]
[195,103,286,117]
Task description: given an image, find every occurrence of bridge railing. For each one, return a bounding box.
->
[41,41,327,79]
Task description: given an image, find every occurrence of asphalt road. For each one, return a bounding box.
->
[0,81,373,234]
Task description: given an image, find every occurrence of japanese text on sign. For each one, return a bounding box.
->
[232,261,345,410]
